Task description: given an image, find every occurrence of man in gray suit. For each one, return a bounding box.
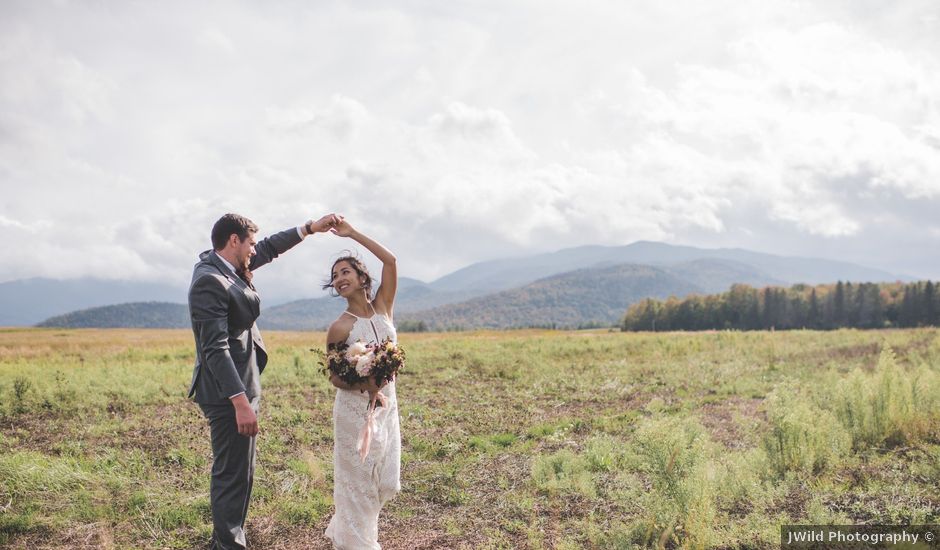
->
[189,212,340,549]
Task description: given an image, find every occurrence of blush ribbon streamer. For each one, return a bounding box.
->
[357,391,388,463]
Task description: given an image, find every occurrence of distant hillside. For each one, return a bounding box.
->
[0,278,187,326]
[37,302,189,329]
[398,263,703,329]
[427,241,907,294]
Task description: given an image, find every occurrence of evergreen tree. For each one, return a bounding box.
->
[845,282,858,326]
[926,281,936,325]
[808,288,821,329]
[761,287,775,329]
[900,285,918,327]
[833,281,846,328]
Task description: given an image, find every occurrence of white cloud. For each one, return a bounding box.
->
[2,0,940,290]
[266,95,371,140]
[199,27,236,55]
[0,214,50,232]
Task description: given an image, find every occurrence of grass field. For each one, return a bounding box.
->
[1,327,939,549]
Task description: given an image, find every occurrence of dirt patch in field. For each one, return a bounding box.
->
[767,481,810,519]
[535,386,657,424]
[6,400,206,458]
[809,342,883,369]
[242,516,323,549]
[791,332,937,371]
[893,332,939,361]
[4,520,157,550]
[823,491,940,524]
[827,447,935,489]
[696,397,765,449]
[379,515,466,550]
[3,410,66,452]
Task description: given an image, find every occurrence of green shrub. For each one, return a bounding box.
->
[834,348,940,449]
[11,377,32,414]
[714,449,773,515]
[583,436,622,473]
[762,390,850,478]
[629,416,718,549]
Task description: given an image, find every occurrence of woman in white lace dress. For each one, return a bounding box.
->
[323,219,401,550]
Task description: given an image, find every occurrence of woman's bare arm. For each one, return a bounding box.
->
[331,221,397,317]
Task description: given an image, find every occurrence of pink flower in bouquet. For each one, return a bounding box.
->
[344,340,376,376]
[354,351,375,376]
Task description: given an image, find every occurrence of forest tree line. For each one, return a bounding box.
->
[621,281,940,331]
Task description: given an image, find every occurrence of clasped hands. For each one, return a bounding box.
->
[306,213,364,241]
[307,213,345,235]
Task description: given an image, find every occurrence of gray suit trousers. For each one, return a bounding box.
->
[199,399,259,550]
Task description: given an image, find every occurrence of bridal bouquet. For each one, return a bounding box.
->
[317,338,405,388]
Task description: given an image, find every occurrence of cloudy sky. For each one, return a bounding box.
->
[2,0,939,301]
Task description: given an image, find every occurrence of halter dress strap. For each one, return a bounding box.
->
[343,304,382,343]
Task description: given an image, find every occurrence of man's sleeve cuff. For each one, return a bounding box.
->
[228,391,246,400]
[296,226,305,239]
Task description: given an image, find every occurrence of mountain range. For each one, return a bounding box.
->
[424,240,902,293]
[0,277,186,326]
[7,241,912,330]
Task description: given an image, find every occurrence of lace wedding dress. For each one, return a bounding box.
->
[324,306,402,550]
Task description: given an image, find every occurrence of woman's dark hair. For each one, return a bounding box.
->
[211,213,258,250]
[323,253,373,298]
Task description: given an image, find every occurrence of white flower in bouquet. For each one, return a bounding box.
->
[346,341,369,363]
[346,340,369,361]
[355,351,375,376]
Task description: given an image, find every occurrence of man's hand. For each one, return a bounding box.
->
[230,394,258,437]
[308,213,344,234]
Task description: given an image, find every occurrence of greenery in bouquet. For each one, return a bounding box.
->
[370,338,406,385]
[315,340,359,386]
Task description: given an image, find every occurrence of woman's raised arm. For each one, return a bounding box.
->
[331,221,397,316]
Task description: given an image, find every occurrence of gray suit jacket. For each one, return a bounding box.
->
[187,228,303,404]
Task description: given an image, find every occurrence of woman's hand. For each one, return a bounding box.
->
[329,219,357,238]
[359,375,388,395]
